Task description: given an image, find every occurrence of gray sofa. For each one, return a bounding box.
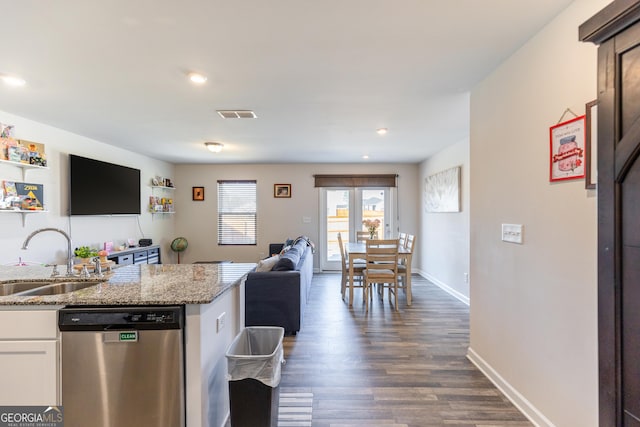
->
[244,237,314,334]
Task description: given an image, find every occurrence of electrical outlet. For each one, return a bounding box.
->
[464,273,469,283]
[216,312,226,332]
[502,224,524,244]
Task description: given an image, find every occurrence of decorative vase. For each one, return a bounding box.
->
[369,229,376,239]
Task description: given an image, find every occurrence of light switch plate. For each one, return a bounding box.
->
[502,224,524,244]
[216,312,226,332]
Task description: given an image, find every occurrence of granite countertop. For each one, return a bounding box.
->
[0,263,256,306]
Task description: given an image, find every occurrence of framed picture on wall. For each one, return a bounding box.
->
[585,100,597,189]
[424,166,461,212]
[549,115,586,182]
[192,186,204,201]
[274,184,291,198]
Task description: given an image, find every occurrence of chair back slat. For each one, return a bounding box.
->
[365,239,399,271]
[405,234,416,252]
[356,230,379,242]
[337,232,347,271]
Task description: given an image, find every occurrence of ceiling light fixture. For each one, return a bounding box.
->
[217,110,257,119]
[362,155,369,160]
[188,72,207,84]
[205,142,224,153]
[1,75,26,87]
[376,128,388,135]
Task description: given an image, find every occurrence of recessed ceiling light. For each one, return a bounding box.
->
[188,72,207,84]
[362,155,369,160]
[1,75,26,87]
[376,128,388,135]
[205,142,224,153]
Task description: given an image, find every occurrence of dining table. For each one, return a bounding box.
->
[345,241,413,307]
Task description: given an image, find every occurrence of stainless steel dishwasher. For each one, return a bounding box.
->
[58,306,185,427]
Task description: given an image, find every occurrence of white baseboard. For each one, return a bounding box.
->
[419,271,470,306]
[467,348,555,427]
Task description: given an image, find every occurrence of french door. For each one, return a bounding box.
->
[320,187,394,271]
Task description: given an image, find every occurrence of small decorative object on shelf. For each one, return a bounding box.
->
[0,136,46,167]
[363,218,381,239]
[149,195,174,213]
[152,176,174,188]
[0,180,44,211]
[97,250,109,262]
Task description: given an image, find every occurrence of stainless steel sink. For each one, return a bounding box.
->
[0,281,57,296]
[16,281,104,296]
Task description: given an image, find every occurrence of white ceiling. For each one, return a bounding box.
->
[0,0,574,164]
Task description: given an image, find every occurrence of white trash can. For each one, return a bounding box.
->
[226,326,285,427]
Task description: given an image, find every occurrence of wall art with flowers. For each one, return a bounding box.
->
[550,115,586,182]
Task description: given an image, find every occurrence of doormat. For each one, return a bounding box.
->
[278,392,313,427]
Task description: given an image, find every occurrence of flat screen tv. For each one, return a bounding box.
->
[69,154,141,215]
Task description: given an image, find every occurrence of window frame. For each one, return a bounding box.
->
[217,180,257,246]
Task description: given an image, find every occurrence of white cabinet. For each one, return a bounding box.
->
[0,308,61,404]
[0,340,58,404]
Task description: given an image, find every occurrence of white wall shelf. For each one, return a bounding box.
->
[0,210,49,227]
[0,159,48,181]
[150,185,175,214]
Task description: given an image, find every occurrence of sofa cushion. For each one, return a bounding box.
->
[293,240,307,253]
[273,247,301,271]
[256,254,280,272]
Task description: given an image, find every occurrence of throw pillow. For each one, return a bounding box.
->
[256,254,280,272]
[279,245,292,255]
[273,248,301,271]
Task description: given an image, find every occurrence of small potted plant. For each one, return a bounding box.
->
[74,246,98,264]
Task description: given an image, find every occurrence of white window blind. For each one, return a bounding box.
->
[217,180,257,245]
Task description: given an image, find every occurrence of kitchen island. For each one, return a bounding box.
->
[0,262,255,427]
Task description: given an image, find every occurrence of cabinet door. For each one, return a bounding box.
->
[117,254,133,265]
[147,247,160,264]
[0,340,58,404]
[133,250,148,264]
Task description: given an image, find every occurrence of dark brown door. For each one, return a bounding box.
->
[618,31,640,425]
[580,3,640,425]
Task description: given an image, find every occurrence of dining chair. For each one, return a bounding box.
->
[356,230,375,242]
[338,232,365,301]
[363,239,400,311]
[398,232,407,248]
[404,233,415,251]
[398,234,416,293]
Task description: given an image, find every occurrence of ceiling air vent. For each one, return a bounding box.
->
[217,110,257,119]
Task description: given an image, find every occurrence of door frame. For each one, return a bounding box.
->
[318,187,396,271]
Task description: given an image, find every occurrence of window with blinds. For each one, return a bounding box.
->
[217,180,257,245]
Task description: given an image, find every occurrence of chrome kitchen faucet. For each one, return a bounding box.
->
[22,228,75,277]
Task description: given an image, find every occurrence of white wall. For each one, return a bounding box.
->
[174,163,419,266]
[419,138,470,303]
[0,110,175,266]
[468,0,606,425]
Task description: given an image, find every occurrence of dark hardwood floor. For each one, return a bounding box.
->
[276,273,533,427]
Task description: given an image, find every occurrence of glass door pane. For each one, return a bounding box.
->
[361,189,386,238]
[320,187,392,271]
[323,189,350,270]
